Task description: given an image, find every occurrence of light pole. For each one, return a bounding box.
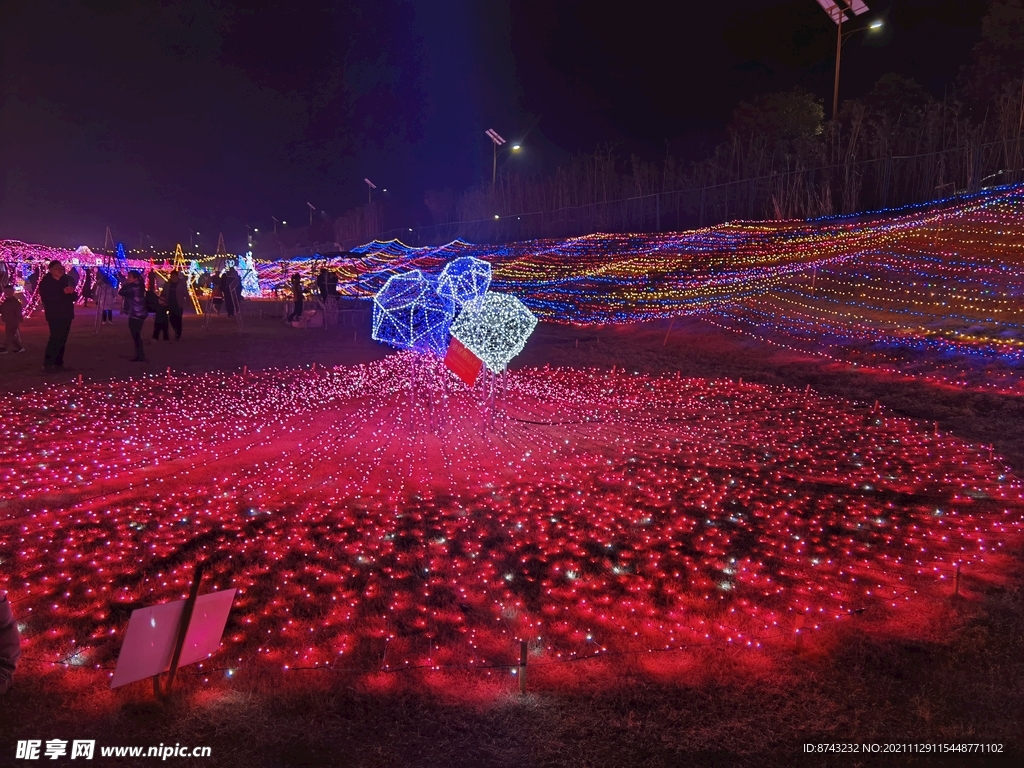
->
[272,216,279,234]
[364,178,377,204]
[485,129,506,190]
[485,129,523,190]
[307,202,316,226]
[815,1,882,121]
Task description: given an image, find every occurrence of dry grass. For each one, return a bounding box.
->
[3,306,1024,766]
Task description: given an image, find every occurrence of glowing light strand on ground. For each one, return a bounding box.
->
[1,357,1021,676]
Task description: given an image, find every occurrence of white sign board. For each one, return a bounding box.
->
[110,589,236,689]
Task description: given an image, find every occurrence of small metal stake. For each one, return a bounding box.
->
[153,562,205,701]
[519,640,528,694]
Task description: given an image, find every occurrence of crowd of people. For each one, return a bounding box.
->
[0,259,246,373]
[286,267,342,324]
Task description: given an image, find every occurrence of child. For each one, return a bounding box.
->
[0,285,25,354]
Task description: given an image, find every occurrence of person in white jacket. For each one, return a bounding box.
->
[0,590,21,694]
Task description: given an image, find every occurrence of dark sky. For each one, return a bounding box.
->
[0,0,988,250]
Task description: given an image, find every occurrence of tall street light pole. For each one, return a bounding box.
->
[815,1,881,121]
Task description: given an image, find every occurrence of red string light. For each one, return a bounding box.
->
[2,354,1020,677]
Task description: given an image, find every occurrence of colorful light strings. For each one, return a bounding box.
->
[2,357,1021,678]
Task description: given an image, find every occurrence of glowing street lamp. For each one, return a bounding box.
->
[815,0,884,121]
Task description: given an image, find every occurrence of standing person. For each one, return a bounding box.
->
[95,269,118,323]
[287,273,304,322]
[25,266,40,296]
[316,267,329,301]
[147,272,169,341]
[223,266,239,318]
[80,268,94,307]
[211,272,224,315]
[68,265,80,292]
[0,286,25,354]
[38,260,77,372]
[161,270,187,340]
[119,270,148,362]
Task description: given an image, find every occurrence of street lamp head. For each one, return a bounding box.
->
[869,19,883,29]
[511,144,521,151]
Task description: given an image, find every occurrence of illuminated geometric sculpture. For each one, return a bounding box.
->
[437,256,491,309]
[372,270,454,355]
[449,292,537,373]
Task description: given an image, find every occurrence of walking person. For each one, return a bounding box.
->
[38,260,77,372]
[1,285,26,354]
[161,270,187,340]
[119,270,148,362]
[287,273,304,323]
[146,272,169,341]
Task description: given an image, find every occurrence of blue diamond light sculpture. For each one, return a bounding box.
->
[449,292,537,373]
[437,256,491,309]
[372,270,454,355]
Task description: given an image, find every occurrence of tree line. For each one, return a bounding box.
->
[397,0,1024,246]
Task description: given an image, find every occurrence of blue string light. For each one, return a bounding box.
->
[372,270,454,355]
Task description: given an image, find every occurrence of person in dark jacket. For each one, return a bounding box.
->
[146,272,169,340]
[161,271,187,340]
[38,260,77,372]
[287,273,304,322]
[119,270,148,361]
[80,268,94,306]
[316,267,329,301]
[222,267,240,318]
[211,272,224,315]
[0,589,21,695]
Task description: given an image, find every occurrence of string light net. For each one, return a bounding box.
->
[372,269,454,355]
[2,356,1021,677]
[450,291,538,373]
[437,256,492,308]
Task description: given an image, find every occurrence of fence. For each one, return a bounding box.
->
[352,139,1023,249]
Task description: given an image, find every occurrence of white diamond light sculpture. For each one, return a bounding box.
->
[449,291,537,373]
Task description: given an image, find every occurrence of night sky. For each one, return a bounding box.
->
[0,0,988,249]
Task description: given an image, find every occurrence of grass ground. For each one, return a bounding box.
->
[2,304,1024,766]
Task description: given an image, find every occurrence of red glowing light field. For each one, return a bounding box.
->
[2,354,1022,680]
